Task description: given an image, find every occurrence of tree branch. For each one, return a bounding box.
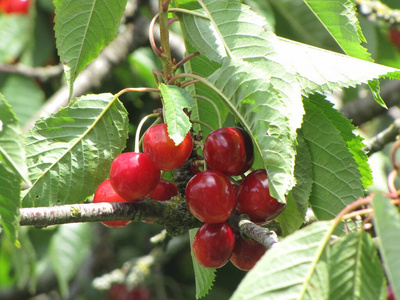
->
[340,80,400,126]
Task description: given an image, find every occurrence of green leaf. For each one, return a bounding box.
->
[22,93,129,207]
[300,97,364,221]
[0,15,30,63]
[0,94,27,244]
[231,220,335,300]
[0,74,45,127]
[49,223,91,296]
[275,37,400,95]
[372,193,400,300]
[54,0,128,94]
[189,228,216,299]
[309,94,372,189]
[159,84,195,145]
[304,0,371,61]
[206,58,294,203]
[329,230,386,300]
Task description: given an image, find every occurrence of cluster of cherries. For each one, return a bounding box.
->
[188,127,285,271]
[93,123,285,271]
[0,0,30,14]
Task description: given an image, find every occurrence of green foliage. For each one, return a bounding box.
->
[49,223,91,296]
[373,193,400,300]
[159,84,195,145]
[54,0,128,94]
[0,95,27,245]
[22,93,128,207]
[2,0,400,299]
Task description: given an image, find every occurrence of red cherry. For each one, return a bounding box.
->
[236,169,285,223]
[93,180,131,229]
[233,127,254,173]
[110,152,160,202]
[387,285,396,300]
[143,123,193,171]
[149,179,179,201]
[390,27,400,51]
[192,222,235,268]
[230,236,266,271]
[203,127,253,176]
[185,170,236,223]
[0,0,29,14]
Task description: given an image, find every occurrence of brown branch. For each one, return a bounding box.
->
[340,80,400,126]
[0,64,63,81]
[19,198,202,235]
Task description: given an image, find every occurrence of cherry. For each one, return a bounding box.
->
[109,152,160,202]
[149,179,179,201]
[0,0,30,14]
[236,169,285,223]
[203,127,253,176]
[192,222,235,268]
[93,180,131,229]
[230,235,266,271]
[185,170,236,223]
[387,285,396,300]
[390,27,400,51]
[143,123,193,171]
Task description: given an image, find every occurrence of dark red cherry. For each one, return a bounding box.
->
[233,127,254,173]
[93,180,131,229]
[0,0,29,14]
[185,170,236,223]
[192,222,235,268]
[110,152,160,202]
[390,27,400,51]
[203,127,253,176]
[143,123,193,171]
[387,285,396,300]
[230,235,266,271]
[236,169,285,223]
[149,179,179,201]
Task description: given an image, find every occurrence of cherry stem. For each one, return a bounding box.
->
[335,195,373,222]
[180,79,200,88]
[114,87,160,99]
[172,52,200,71]
[168,17,179,26]
[168,8,210,19]
[387,169,399,194]
[149,14,162,57]
[192,94,222,128]
[391,140,400,170]
[191,120,215,132]
[135,113,161,153]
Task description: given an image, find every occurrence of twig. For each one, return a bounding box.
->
[364,118,400,155]
[0,64,63,81]
[340,80,400,126]
[18,199,202,233]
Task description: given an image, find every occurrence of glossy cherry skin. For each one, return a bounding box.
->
[236,169,285,223]
[186,170,236,223]
[143,123,193,171]
[234,127,254,173]
[230,236,266,271]
[110,152,160,202]
[93,180,131,229]
[203,127,253,176]
[387,286,395,300]
[0,0,30,14]
[192,223,235,268]
[149,179,179,201]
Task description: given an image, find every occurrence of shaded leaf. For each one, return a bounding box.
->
[49,223,91,296]
[22,93,128,207]
[372,193,400,300]
[300,97,364,221]
[329,230,386,300]
[0,95,27,244]
[231,221,334,300]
